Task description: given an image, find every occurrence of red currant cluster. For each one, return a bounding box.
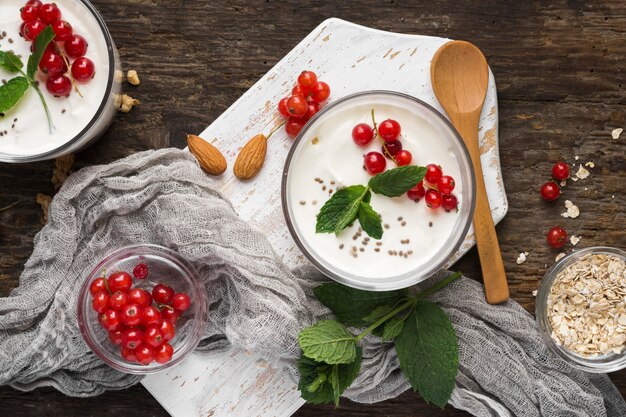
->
[540,162,569,202]
[539,161,571,248]
[89,263,191,365]
[352,115,459,212]
[277,70,331,137]
[19,0,95,97]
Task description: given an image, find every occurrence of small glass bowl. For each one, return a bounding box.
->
[77,245,207,374]
[536,246,626,373]
[281,91,476,291]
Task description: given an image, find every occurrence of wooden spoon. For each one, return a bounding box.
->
[430,40,509,304]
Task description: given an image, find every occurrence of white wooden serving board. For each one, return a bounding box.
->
[143,18,508,417]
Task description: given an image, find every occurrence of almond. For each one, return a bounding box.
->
[233,133,268,180]
[187,134,227,175]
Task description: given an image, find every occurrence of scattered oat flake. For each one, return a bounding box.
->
[584,162,595,168]
[612,128,623,140]
[575,165,590,180]
[516,252,528,264]
[118,94,140,113]
[560,180,567,187]
[561,200,580,218]
[574,155,580,161]
[570,235,580,246]
[532,290,538,297]
[127,70,140,86]
[555,252,566,262]
[36,193,52,224]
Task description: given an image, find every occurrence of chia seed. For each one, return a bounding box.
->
[312,200,317,205]
[299,200,306,205]
[401,221,406,227]
[384,224,390,229]
[339,244,344,249]
[322,185,326,191]
[376,241,383,246]
[429,221,433,227]
[397,216,403,221]
[359,247,364,252]
[374,248,380,252]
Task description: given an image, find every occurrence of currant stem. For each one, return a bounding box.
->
[59,49,83,98]
[371,108,398,165]
[355,297,414,342]
[32,83,54,134]
[267,120,286,140]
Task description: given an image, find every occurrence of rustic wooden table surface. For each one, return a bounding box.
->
[1,0,624,416]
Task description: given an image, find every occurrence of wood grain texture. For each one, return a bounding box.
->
[0,0,624,416]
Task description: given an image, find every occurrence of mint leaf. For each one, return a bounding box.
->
[362,304,393,324]
[368,166,427,197]
[27,26,55,79]
[382,316,405,341]
[395,300,458,408]
[314,283,408,327]
[297,347,362,405]
[0,51,24,73]
[358,201,382,239]
[316,185,368,234]
[0,77,29,113]
[298,320,356,364]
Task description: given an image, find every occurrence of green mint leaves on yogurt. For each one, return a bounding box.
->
[297,271,461,407]
[0,26,55,131]
[315,165,426,239]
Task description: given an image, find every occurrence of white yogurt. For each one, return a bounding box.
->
[284,92,474,289]
[0,0,117,161]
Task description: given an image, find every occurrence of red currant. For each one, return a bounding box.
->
[310,81,330,102]
[91,291,110,313]
[46,74,71,97]
[437,175,456,194]
[20,4,40,22]
[154,343,174,364]
[291,84,305,97]
[441,194,458,211]
[552,162,570,181]
[144,325,164,348]
[297,71,318,92]
[424,164,443,184]
[286,95,307,117]
[100,309,121,331]
[132,263,148,280]
[540,181,561,201]
[25,0,43,7]
[128,288,152,307]
[425,190,442,209]
[64,34,88,59]
[160,321,175,341]
[89,277,106,296]
[121,328,144,349]
[285,117,305,138]
[51,20,72,42]
[39,51,65,76]
[109,291,129,310]
[364,151,386,175]
[277,97,289,117]
[142,306,163,326]
[382,140,402,158]
[39,3,61,24]
[302,102,319,121]
[107,271,133,293]
[152,284,174,304]
[172,293,191,312]
[378,119,401,142]
[22,20,45,41]
[547,226,567,248]
[120,304,142,327]
[134,344,155,365]
[161,307,180,323]
[395,150,412,166]
[407,181,426,201]
[120,345,137,362]
[352,123,374,146]
[108,329,124,345]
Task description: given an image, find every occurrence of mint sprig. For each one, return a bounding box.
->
[0,26,55,132]
[297,271,462,408]
[315,165,426,239]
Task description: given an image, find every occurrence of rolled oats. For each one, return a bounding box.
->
[547,253,626,356]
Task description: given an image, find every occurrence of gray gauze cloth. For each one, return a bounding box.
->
[0,148,624,417]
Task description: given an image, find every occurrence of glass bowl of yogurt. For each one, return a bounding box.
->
[282,91,476,291]
[0,0,120,162]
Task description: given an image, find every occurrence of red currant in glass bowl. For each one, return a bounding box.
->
[77,245,207,374]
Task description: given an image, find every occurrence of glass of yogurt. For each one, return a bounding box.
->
[0,0,120,162]
[282,91,476,290]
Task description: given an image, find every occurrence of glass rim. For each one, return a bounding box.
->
[281,90,476,291]
[535,246,626,372]
[0,0,117,163]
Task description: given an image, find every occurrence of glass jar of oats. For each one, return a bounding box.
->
[536,246,626,372]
